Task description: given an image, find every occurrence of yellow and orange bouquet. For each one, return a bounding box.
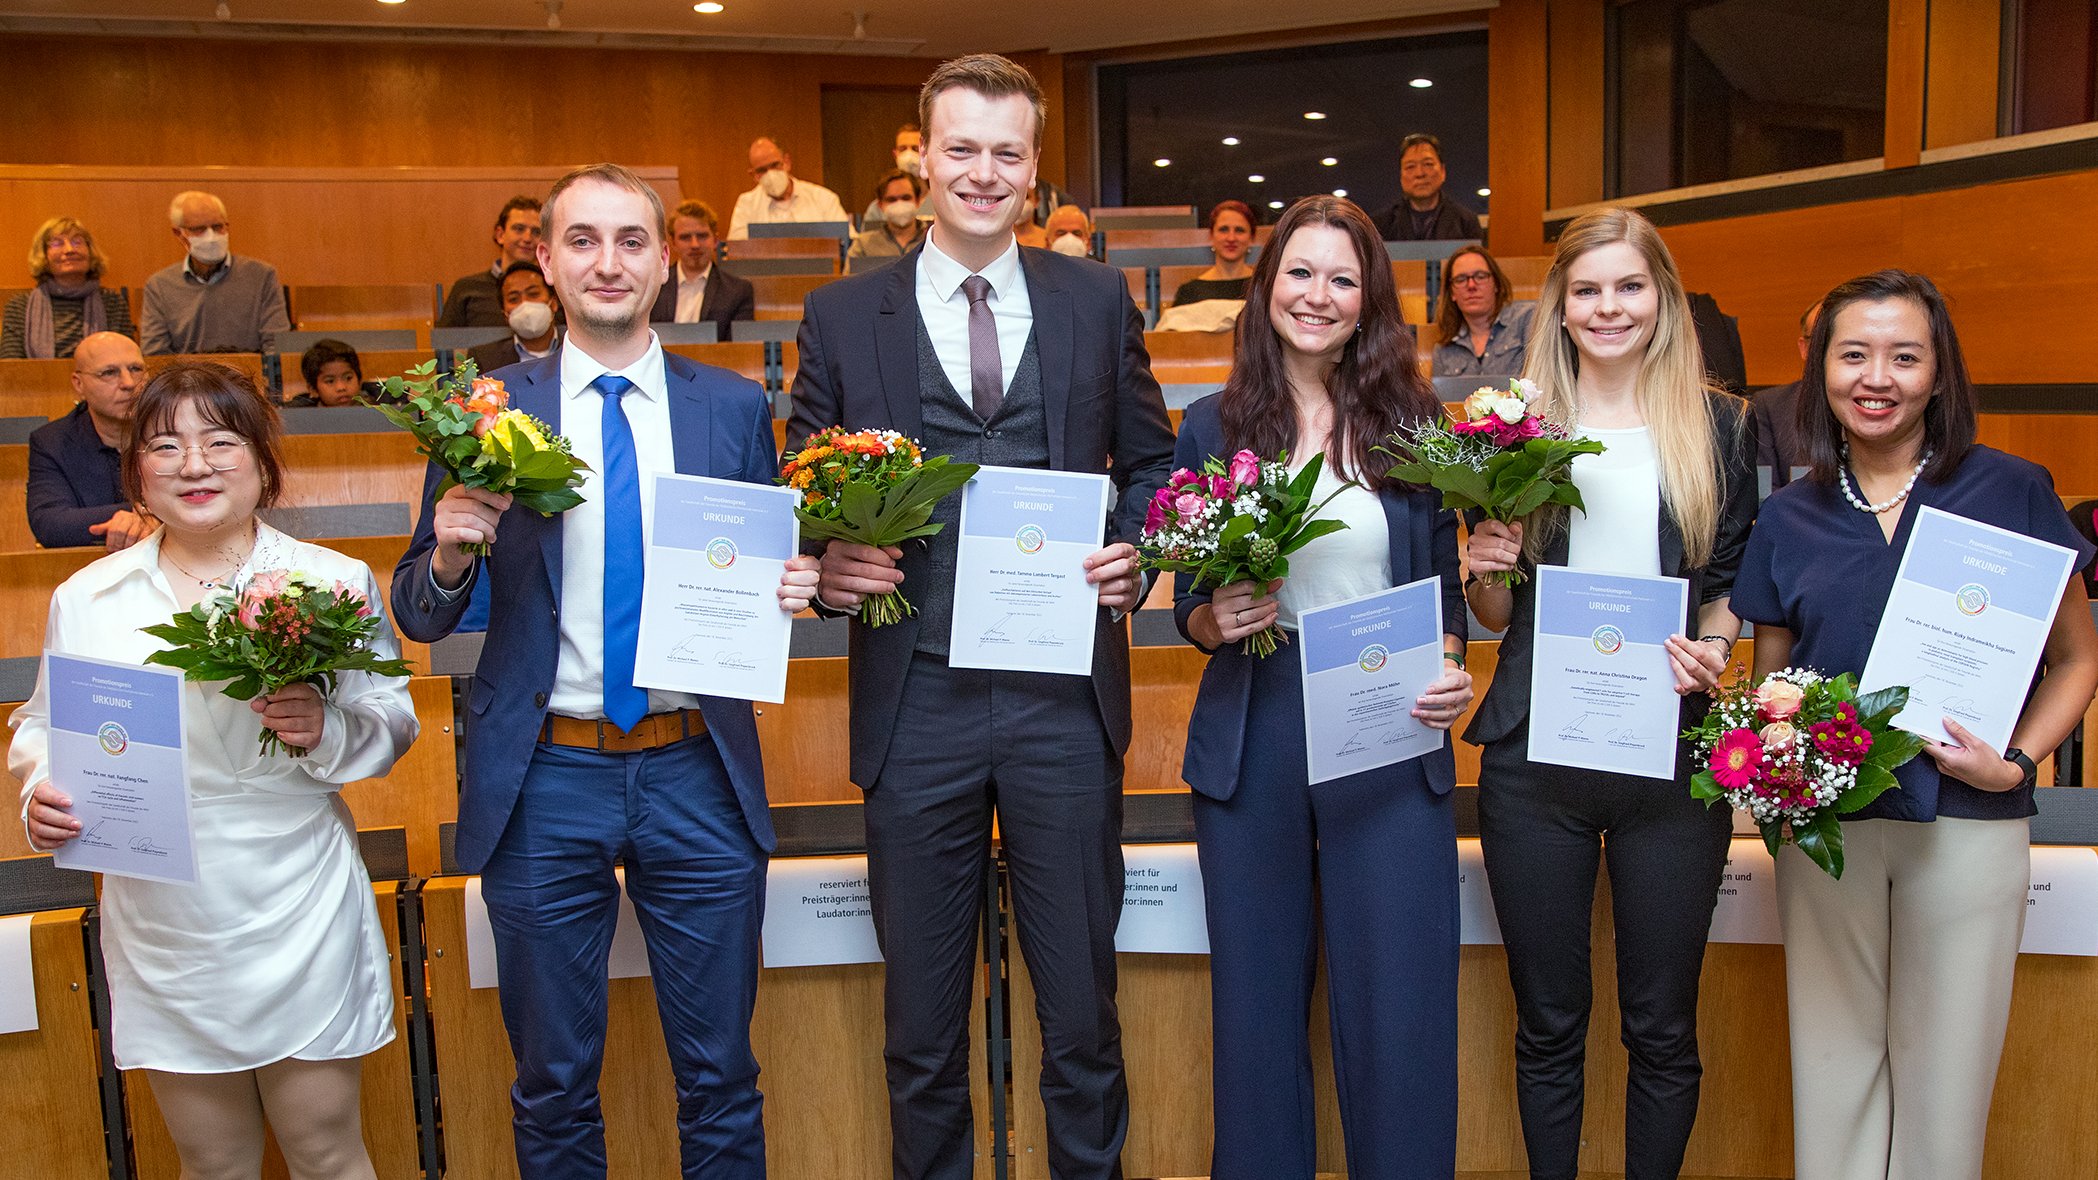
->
[779,426,978,626]
[367,359,590,555]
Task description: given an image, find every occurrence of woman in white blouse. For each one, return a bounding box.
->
[13,361,417,1180]
[1461,208,1757,1180]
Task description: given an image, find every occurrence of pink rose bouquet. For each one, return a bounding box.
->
[143,570,413,758]
[1137,449,1350,658]
[1684,667,1921,878]
[1377,378,1604,587]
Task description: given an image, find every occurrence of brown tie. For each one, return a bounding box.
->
[961,274,1003,421]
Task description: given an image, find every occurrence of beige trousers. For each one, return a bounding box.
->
[1776,816,2029,1180]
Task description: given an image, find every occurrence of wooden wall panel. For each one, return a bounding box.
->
[1885,0,1931,168]
[1546,0,1607,210]
[1926,0,2005,149]
[1488,0,1551,255]
[1657,170,2098,386]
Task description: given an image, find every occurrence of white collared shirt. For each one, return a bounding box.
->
[727,181,850,240]
[916,232,1032,402]
[548,332,701,718]
[674,263,712,324]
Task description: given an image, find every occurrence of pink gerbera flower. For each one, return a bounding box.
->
[1709,728,1764,789]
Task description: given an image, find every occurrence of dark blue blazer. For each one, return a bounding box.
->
[26,402,126,549]
[1170,394,1466,800]
[391,347,781,874]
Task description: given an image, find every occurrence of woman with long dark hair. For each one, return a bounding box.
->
[1173,195,1472,1178]
[1734,270,2098,1179]
[1462,207,1756,1180]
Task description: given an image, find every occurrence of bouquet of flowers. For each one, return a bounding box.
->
[1377,378,1603,586]
[1137,449,1349,658]
[366,359,590,555]
[1684,667,1923,878]
[779,426,979,627]
[143,571,414,758]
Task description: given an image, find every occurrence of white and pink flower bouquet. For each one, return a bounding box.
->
[1137,449,1350,658]
[143,570,413,758]
[1377,378,1603,587]
[1684,667,1921,878]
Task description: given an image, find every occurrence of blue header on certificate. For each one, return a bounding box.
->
[959,468,1109,545]
[48,653,184,750]
[1300,579,1441,675]
[1900,506,2070,622]
[649,477,798,562]
[1535,569,1685,647]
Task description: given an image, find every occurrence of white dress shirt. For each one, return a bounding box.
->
[547,333,702,718]
[674,262,712,323]
[727,180,849,240]
[916,232,1032,400]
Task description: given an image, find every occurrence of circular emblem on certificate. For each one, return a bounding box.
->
[706,537,739,569]
[1357,644,1389,673]
[1591,625,1625,655]
[1015,524,1048,554]
[98,721,129,756]
[1955,583,1990,616]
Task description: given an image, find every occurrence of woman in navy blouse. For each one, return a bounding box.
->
[1462,207,1756,1180]
[1732,269,2098,1180]
[1172,195,1472,1178]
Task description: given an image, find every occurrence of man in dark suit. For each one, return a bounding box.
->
[1751,296,1822,493]
[437,196,543,328]
[648,199,757,331]
[1378,133,1485,243]
[26,331,153,549]
[464,261,562,376]
[788,54,1174,1180]
[393,163,818,1179]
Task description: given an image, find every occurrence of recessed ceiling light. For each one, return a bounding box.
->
[379,0,406,5]
[1320,157,1338,167]
[1303,111,1326,120]
[1409,78,1433,88]
[1268,200,1285,210]
[1247,174,1265,183]
[694,1,722,10]
[1332,188,1348,197]
[1477,187,1491,197]
[1221,136,1240,146]
[1153,158,1171,168]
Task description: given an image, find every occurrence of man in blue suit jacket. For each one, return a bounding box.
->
[392,163,817,1180]
[788,56,1174,1180]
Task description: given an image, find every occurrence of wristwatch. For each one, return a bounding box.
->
[2003,748,2038,789]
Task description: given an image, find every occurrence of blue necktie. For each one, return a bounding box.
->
[595,374,648,731]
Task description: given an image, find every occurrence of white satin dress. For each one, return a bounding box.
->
[11,524,419,1072]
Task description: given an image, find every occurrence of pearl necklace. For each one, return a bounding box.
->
[1839,444,1930,515]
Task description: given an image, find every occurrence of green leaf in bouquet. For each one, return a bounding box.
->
[1384,458,1433,486]
[865,461,980,544]
[1863,725,1924,771]
[1689,771,1725,803]
[838,480,885,536]
[1836,761,1901,813]
[1504,479,1559,520]
[1283,452,1325,500]
[1217,514,1258,546]
[1431,464,1493,511]
[1546,480,1587,511]
[1792,807,1845,878]
[1276,517,1349,556]
[513,487,587,515]
[1759,816,1784,858]
[1853,684,1909,728]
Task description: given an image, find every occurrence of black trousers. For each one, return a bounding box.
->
[865,651,1128,1180]
[1476,723,1733,1180]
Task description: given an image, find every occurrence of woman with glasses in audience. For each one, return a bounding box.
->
[1463,207,1755,1180]
[1171,200,1259,307]
[1732,270,2098,1180]
[13,361,416,1180]
[1174,195,1472,1179]
[1432,246,1533,378]
[848,170,928,260]
[2,216,135,359]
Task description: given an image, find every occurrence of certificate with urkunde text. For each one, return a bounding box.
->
[46,652,196,885]
[634,473,799,704]
[1526,565,1690,780]
[1298,577,1448,784]
[947,465,1112,677]
[1860,506,2077,750]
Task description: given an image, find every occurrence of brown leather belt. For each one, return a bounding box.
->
[539,708,708,752]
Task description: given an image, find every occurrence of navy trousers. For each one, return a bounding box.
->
[480,732,767,1179]
[1191,648,1459,1180]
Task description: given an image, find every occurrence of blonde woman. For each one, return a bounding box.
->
[1462,207,1756,1180]
[2,216,135,358]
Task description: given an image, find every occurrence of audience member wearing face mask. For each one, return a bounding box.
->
[138,190,290,355]
[1040,204,1094,258]
[729,136,849,240]
[466,261,563,377]
[862,123,927,229]
[849,171,929,261]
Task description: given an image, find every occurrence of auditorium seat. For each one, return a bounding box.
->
[286,284,441,340]
[1141,330,1234,386]
[662,341,767,387]
[0,855,109,1180]
[1091,206,1200,231]
[725,237,841,273]
[749,274,836,320]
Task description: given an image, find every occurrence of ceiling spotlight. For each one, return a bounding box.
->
[1221,136,1240,146]
[1320,157,1338,167]
[694,1,723,10]
[1267,200,1285,210]
[378,0,406,5]
[1333,188,1348,197]
[1302,111,1327,120]
[1409,78,1433,88]
[1153,158,1171,168]
[1477,187,1491,197]
[1247,174,1265,183]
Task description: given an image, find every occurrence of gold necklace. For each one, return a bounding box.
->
[162,537,254,590]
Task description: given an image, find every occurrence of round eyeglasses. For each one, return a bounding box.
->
[144,438,251,476]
